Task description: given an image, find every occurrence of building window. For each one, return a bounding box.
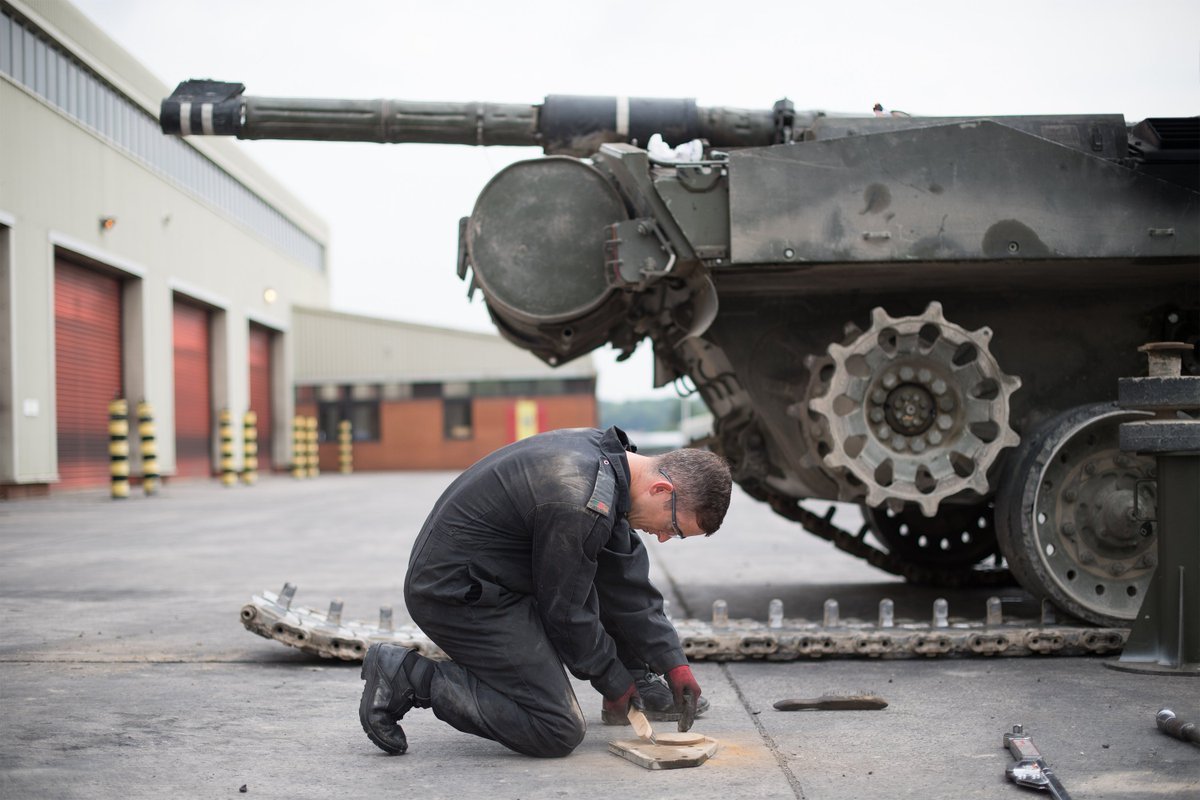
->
[313,385,380,442]
[444,398,473,440]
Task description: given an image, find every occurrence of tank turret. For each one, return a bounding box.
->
[161,80,1200,626]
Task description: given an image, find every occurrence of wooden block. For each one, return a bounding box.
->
[655,731,705,746]
[608,736,719,770]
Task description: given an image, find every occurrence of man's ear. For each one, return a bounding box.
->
[648,477,674,496]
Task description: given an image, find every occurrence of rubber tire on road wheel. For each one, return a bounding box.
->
[995,402,1152,626]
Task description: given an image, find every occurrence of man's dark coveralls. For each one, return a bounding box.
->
[403,426,685,757]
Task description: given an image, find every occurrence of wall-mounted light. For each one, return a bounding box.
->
[263,287,278,304]
[99,216,117,232]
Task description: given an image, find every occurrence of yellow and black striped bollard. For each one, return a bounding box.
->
[218,409,237,487]
[292,415,306,479]
[242,410,258,485]
[108,397,129,499]
[137,400,158,496]
[306,416,320,478]
[338,419,353,474]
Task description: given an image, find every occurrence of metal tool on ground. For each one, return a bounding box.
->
[626,706,656,744]
[1004,725,1072,800]
[774,693,888,711]
[1156,708,1200,746]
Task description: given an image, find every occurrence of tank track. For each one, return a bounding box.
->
[750,483,1012,588]
[241,583,1127,662]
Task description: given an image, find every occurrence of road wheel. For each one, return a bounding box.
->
[995,402,1155,625]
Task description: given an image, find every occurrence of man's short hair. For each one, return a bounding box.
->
[654,449,732,535]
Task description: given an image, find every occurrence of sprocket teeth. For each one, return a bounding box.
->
[916,496,940,518]
[806,303,1022,516]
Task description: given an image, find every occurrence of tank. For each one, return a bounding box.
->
[162,80,1200,626]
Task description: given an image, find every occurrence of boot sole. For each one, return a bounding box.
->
[359,645,407,755]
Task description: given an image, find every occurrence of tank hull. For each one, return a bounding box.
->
[159,81,1200,624]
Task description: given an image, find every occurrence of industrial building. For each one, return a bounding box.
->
[0,0,595,497]
[293,308,595,471]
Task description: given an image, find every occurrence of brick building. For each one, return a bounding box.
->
[293,307,597,471]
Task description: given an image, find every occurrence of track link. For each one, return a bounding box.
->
[241,584,1127,662]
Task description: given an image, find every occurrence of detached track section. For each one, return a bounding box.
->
[240,585,1128,662]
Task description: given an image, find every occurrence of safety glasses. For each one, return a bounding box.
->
[658,469,685,539]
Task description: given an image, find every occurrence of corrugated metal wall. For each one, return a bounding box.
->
[292,307,596,384]
[172,299,212,478]
[54,257,123,488]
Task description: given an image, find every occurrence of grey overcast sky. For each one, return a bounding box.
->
[68,0,1200,400]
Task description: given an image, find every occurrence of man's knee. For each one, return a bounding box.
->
[524,710,586,758]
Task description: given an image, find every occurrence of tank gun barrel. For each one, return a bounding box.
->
[160,80,780,156]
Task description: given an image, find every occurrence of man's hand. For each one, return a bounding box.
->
[601,682,642,722]
[666,665,702,732]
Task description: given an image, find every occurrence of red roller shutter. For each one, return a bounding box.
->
[55,258,123,489]
[248,324,274,472]
[173,299,212,478]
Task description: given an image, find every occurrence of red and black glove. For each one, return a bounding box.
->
[666,665,702,732]
[601,682,642,722]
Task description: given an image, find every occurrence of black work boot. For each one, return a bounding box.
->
[359,643,432,754]
[601,671,711,724]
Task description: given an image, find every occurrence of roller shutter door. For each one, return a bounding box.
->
[248,324,274,472]
[173,299,212,477]
[55,259,123,488]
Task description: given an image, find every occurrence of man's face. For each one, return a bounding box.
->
[627,475,705,543]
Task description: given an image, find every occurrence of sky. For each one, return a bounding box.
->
[68,0,1200,400]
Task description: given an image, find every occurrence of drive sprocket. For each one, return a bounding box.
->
[809,302,1021,516]
[793,352,867,503]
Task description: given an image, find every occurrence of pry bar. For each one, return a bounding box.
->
[1003,725,1073,800]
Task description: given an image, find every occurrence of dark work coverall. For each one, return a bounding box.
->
[403,426,686,757]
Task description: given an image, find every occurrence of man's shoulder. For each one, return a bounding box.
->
[584,453,618,517]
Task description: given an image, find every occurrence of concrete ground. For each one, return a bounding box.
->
[1,472,1196,800]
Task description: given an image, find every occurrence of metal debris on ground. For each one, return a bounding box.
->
[1004,725,1072,800]
[240,585,1129,662]
[773,694,888,711]
[1156,709,1200,746]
